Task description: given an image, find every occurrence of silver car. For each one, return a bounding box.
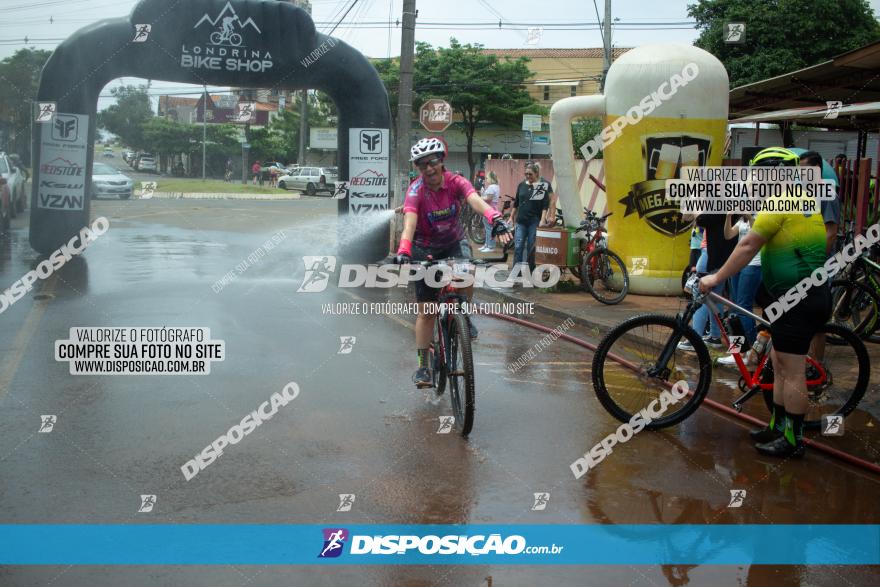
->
[91,162,133,199]
[277,166,337,196]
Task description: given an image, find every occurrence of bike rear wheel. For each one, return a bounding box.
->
[447,312,475,435]
[581,249,629,305]
[761,322,870,429]
[829,279,880,337]
[592,314,712,429]
[465,210,486,245]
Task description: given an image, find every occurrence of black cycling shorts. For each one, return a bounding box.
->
[768,285,831,355]
[411,239,472,302]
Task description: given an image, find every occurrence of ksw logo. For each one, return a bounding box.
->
[360,131,382,154]
[40,181,83,190]
[52,116,78,141]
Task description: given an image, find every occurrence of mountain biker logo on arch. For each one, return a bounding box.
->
[618,134,712,237]
[197,2,261,47]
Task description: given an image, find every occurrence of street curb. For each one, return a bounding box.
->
[136,192,302,200]
[475,286,609,335]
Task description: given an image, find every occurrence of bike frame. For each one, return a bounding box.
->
[652,288,826,410]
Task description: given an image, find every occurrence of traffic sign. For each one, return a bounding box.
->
[522,114,543,132]
[419,99,453,132]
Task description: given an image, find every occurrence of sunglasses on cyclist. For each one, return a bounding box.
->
[416,157,443,171]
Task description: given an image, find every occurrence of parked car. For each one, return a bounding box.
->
[0,177,10,233]
[277,166,338,196]
[91,162,133,199]
[135,153,157,173]
[123,151,136,164]
[0,152,27,216]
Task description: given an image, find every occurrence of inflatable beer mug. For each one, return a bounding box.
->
[549,44,729,294]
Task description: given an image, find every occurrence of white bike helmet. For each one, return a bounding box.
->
[409,137,447,162]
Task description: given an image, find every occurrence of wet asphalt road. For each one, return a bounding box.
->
[0,196,878,586]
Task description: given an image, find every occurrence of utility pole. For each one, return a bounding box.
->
[395,0,417,207]
[202,86,207,181]
[294,0,313,165]
[600,0,612,91]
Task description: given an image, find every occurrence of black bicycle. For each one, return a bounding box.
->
[423,257,479,436]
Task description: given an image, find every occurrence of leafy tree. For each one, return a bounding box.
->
[97,85,154,150]
[688,0,880,88]
[372,58,400,134]
[0,48,52,165]
[572,119,604,160]
[414,39,542,178]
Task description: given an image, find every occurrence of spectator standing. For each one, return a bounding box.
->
[479,171,501,252]
[510,162,553,272]
[251,160,262,185]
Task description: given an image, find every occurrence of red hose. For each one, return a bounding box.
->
[489,311,880,476]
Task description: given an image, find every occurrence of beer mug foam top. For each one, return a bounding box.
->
[550,44,729,294]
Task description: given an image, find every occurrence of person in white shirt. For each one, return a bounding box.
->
[718,213,763,367]
[479,171,501,252]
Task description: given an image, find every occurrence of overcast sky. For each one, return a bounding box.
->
[2,0,879,108]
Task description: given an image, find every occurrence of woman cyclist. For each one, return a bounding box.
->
[394,137,512,388]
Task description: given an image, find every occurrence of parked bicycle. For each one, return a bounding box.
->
[576,209,630,305]
[423,257,479,436]
[591,274,869,429]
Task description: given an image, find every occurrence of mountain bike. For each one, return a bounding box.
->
[577,210,629,305]
[424,257,479,436]
[591,274,870,429]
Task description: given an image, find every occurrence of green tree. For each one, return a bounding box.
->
[414,39,541,178]
[372,58,400,134]
[97,85,154,149]
[0,48,52,165]
[688,0,880,88]
[571,119,604,160]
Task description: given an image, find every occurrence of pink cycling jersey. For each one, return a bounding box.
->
[403,171,476,249]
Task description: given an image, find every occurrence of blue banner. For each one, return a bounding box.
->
[0,525,877,565]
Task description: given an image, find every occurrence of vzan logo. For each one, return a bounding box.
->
[182,2,273,73]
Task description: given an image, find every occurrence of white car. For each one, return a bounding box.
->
[137,157,157,173]
[0,152,27,216]
[91,162,133,199]
[277,166,338,196]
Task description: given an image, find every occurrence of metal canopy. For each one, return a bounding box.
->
[728,40,880,129]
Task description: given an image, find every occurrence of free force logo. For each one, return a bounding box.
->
[319,528,349,558]
[52,116,78,141]
[360,131,382,154]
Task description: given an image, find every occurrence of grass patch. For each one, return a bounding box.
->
[140,177,288,194]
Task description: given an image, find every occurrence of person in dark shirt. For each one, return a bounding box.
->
[678,212,737,350]
[510,162,553,271]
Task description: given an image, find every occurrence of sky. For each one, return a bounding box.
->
[1,0,879,109]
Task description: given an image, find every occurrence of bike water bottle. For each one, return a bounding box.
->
[748,331,771,368]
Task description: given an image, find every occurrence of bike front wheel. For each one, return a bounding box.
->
[581,249,629,305]
[592,314,712,429]
[466,210,486,245]
[829,279,880,337]
[761,321,870,429]
[446,312,475,435]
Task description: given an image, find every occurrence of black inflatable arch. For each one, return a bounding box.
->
[30,0,391,262]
